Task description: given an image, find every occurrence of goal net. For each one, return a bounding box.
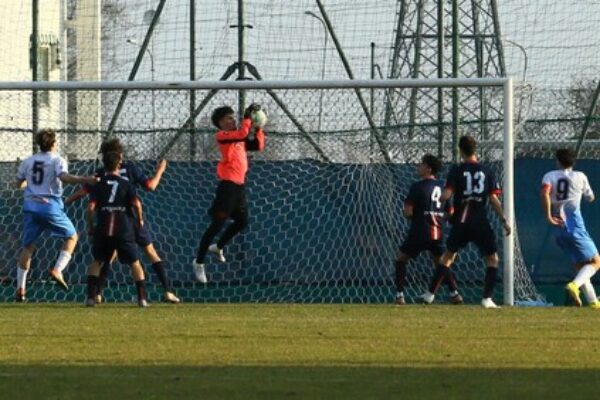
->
[0,79,540,304]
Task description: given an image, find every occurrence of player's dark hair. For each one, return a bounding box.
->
[211,106,235,128]
[100,138,124,154]
[555,148,576,168]
[36,129,56,152]
[422,154,442,176]
[102,151,122,172]
[459,135,477,157]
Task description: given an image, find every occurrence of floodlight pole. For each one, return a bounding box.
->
[190,0,197,160]
[31,0,40,152]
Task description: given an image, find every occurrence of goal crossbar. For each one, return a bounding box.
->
[0,78,509,91]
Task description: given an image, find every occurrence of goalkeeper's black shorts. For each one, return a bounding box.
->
[209,180,248,221]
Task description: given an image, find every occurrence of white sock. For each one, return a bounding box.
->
[53,250,72,273]
[573,264,598,287]
[17,268,28,291]
[581,280,598,304]
[396,291,404,298]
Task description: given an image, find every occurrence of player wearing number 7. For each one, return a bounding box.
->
[420,135,511,308]
[541,149,600,308]
[14,129,97,301]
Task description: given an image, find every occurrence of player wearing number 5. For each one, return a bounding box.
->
[14,129,97,301]
[420,135,511,308]
[541,149,600,308]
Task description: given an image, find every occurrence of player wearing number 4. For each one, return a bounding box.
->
[541,149,600,308]
[420,135,511,308]
[193,104,266,282]
[394,154,463,305]
[14,129,97,302]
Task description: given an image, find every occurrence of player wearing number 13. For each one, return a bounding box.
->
[420,135,511,308]
[541,149,600,308]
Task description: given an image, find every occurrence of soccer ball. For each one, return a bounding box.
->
[251,109,268,128]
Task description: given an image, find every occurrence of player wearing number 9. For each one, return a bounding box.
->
[419,135,511,309]
[541,149,600,308]
[14,129,97,302]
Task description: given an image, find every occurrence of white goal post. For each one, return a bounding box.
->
[0,78,516,305]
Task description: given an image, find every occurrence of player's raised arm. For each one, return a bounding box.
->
[145,159,167,191]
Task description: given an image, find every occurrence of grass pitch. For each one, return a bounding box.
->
[0,304,598,399]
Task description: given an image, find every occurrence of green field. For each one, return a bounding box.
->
[0,304,598,399]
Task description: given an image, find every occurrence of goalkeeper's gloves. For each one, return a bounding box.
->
[243,103,261,119]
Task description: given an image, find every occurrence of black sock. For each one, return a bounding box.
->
[428,264,448,294]
[96,262,110,294]
[395,260,407,293]
[445,269,459,293]
[152,261,172,292]
[87,275,99,300]
[135,280,147,301]
[483,267,498,298]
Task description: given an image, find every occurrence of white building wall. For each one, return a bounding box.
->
[0,1,63,161]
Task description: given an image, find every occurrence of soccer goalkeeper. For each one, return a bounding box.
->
[193,104,265,282]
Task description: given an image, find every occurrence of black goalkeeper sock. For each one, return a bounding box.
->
[428,264,448,294]
[87,275,99,300]
[483,267,498,298]
[135,280,147,301]
[152,261,172,292]
[395,260,407,293]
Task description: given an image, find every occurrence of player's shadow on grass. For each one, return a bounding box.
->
[0,365,597,400]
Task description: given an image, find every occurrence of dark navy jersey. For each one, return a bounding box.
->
[404,178,449,240]
[84,161,150,194]
[89,174,138,238]
[445,162,501,224]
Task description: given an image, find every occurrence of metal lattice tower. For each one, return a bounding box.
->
[384,0,506,161]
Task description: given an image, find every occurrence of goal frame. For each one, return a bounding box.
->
[0,77,515,305]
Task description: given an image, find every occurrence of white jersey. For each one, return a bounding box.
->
[17,152,68,200]
[541,169,593,222]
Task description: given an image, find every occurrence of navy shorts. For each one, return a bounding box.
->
[446,221,498,256]
[135,223,153,247]
[93,236,139,265]
[399,235,445,259]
